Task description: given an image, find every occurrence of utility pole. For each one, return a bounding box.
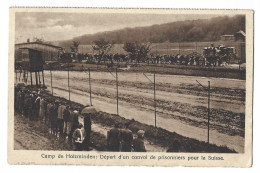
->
[196,80,211,144]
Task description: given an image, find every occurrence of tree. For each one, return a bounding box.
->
[70,41,80,61]
[92,38,114,64]
[123,42,151,64]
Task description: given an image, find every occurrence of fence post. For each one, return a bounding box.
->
[42,71,45,87]
[50,68,53,95]
[154,73,157,128]
[178,42,180,54]
[116,68,119,115]
[208,81,210,144]
[15,69,17,83]
[88,68,92,106]
[30,72,33,86]
[35,72,38,86]
[68,62,70,102]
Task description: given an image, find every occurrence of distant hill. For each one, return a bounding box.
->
[55,15,245,48]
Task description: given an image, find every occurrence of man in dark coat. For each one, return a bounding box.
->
[107,123,121,151]
[34,94,41,121]
[23,90,30,118]
[50,101,59,136]
[63,105,70,138]
[120,122,133,152]
[133,130,146,152]
[83,114,91,150]
[69,110,79,140]
[28,94,35,121]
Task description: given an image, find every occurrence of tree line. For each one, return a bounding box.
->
[57,15,245,47]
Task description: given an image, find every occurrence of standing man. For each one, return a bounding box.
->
[70,110,79,140]
[133,130,146,152]
[57,104,66,137]
[107,123,121,151]
[23,90,30,118]
[50,100,59,136]
[120,122,133,152]
[28,93,34,121]
[63,105,70,139]
[39,97,47,122]
[82,113,92,150]
[34,92,41,121]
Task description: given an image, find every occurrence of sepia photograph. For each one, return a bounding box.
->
[8,8,253,167]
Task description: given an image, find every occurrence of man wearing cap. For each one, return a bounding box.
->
[120,122,133,152]
[107,123,121,151]
[133,130,146,152]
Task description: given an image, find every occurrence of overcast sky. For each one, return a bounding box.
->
[15,12,233,43]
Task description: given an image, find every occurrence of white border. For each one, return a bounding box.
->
[1,0,259,172]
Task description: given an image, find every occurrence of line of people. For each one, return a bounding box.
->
[107,123,146,152]
[15,86,146,152]
[15,86,90,150]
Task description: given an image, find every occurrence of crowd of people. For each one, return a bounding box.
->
[15,85,146,152]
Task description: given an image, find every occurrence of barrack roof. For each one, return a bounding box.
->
[15,42,63,49]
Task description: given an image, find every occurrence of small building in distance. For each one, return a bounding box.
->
[234,30,246,42]
[220,30,246,42]
[15,41,63,62]
[220,35,235,42]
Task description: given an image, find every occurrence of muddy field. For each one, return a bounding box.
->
[14,91,235,153]
[25,70,246,153]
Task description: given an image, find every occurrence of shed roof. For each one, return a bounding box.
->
[221,35,234,37]
[16,42,63,49]
[236,30,246,37]
[19,47,43,52]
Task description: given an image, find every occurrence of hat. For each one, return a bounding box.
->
[73,110,79,114]
[137,130,145,138]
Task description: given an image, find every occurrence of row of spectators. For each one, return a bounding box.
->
[15,85,146,152]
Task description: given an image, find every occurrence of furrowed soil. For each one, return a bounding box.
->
[14,90,235,153]
[23,70,245,152]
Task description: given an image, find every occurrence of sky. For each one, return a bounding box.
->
[15,12,233,43]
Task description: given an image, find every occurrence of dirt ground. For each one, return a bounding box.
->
[14,113,73,150]
[14,111,166,152]
[26,70,245,153]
